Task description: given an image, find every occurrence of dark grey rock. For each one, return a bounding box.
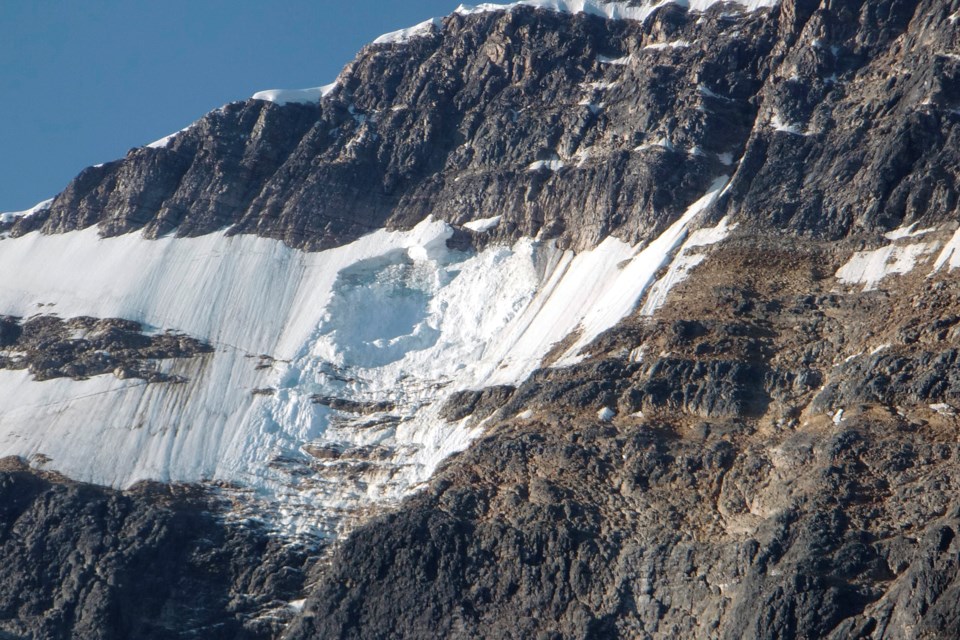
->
[0,458,311,640]
[4,1,960,638]
[0,315,212,383]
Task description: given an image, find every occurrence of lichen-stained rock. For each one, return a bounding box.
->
[285,405,960,640]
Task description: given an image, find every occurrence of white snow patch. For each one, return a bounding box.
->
[930,403,956,417]
[698,84,733,102]
[455,0,778,22]
[884,222,935,241]
[287,599,306,612]
[717,151,735,165]
[644,39,692,50]
[836,242,935,291]
[640,215,736,315]
[251,82,338,106]
[871,344,890,355]
[832,409,845,424]
[932,227,960,272]
[598,54,631,65]
[597,407,616,421]
[634,137,674,152]
[0,198,53,224]
[373,17,442,44]
[581,80,618,91]
[528,159,565,171]
[516,409,534,420]
[770,112,807,136]
[0,185,725,539]
[550,176,729,365]
[146,123,196,149]
[0,218,531,537]
[463,215,503,232]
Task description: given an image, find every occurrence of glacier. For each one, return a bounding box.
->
[0,181,729,537]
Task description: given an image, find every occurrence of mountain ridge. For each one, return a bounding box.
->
[2,0,960,637]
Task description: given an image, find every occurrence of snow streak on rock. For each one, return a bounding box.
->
[455,0,779,22]
[250,82,338,106]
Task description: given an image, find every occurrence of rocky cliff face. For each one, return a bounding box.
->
[0,458,309,639]
[13,0,958,252]
[3,0,960,638]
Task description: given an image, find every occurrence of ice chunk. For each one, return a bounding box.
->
[527,159,565,171]
[464,215,503,232]
[930,403,956,416]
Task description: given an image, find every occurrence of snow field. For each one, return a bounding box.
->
[0,179,732,536]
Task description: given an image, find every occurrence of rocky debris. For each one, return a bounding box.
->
[2,0,960,638]
[440,385,517,421]
[623,357,769,418]
[814,348,960,413]
[0,315,212,383]
[282,216,960,638]
[309,395,395,414]
[0,457,311,640]
[301,442,398,463]
[285,406,960,640]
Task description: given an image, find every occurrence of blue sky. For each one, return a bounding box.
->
[0,0,460,211]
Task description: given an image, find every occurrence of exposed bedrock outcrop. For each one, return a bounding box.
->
[287,234,960,640]
[0,458,311,640]
[0,315,211,383]
[2,0,960,638]
[10,0,958,252]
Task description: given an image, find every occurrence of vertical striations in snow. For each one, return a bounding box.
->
[548,176,728,366]
[0,178,733,537]
[641,215,735,315]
